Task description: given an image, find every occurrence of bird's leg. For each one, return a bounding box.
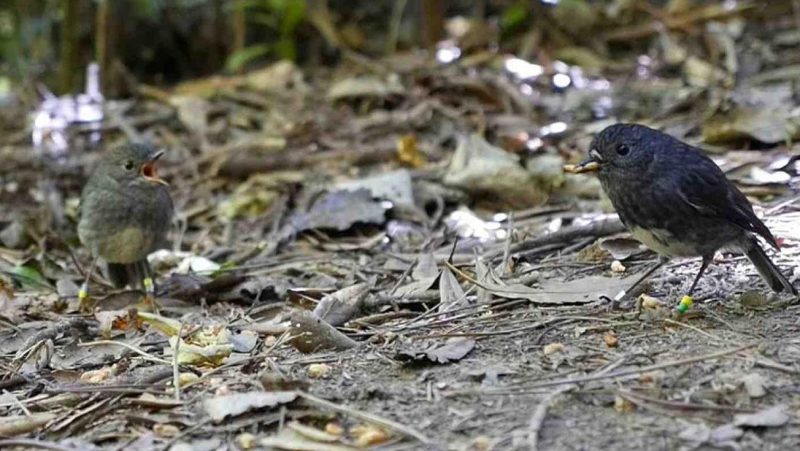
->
[610,256,669,308]
[677,256,712,313]
[79,256,100,312]
[140,260,160,313]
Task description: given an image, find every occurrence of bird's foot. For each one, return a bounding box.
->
[136,293,161,313]
[138,277,160,313]
[675,295,693,314]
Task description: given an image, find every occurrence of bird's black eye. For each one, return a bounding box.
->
[616,144,630,156]
[123,160,135,171]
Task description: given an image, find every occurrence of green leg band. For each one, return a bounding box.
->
[676,295,693,313]
[143,277,154,294]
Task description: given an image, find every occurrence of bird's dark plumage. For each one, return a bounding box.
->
[78,143,173,290]
[584,123,796,295]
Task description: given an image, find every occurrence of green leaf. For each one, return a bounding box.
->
[281,0,306,32]
[11,263,50,289]
[225,44,271,72]
[211,261,238,278]
[275,38,296,60]
[501,2,529,32]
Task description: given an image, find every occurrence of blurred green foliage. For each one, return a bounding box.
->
[226,0,306,71]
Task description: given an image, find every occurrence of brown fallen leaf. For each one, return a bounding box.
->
[289,310,358,353]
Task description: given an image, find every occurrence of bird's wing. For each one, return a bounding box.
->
[664,157,779,249]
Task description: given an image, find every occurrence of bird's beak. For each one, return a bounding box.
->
[563,148,603,174]
[140,151,168,186]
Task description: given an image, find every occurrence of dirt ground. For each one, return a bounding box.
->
[3,3,800,448]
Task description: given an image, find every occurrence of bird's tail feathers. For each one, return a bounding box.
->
[745,239,797,295]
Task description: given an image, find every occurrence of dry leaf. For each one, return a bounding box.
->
[236,432,257,450]
[734,405,789,428]
[603,331,619,348]
[153,423,180,438]
[741,373,767,398]
[543,343,565,355]
[203,391,297,422]
[307,363,332,379]
[351,424,391,447]
[444,134,548,209]
[397,134,426,167]
[398,338,475,364]
[614,395,635,413]
[289,189,387,232]
[80,365,117,384]
[438,267,466,312]
[313,283,370,327]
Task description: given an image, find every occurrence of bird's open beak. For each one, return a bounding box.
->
[563,148,603,174]
[140,151,168,186]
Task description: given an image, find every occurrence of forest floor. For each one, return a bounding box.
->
[3,6,800,450]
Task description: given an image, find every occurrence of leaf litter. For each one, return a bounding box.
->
[3,3,800,450]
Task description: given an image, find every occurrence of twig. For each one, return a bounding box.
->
[218,143,396,178]
[3,389,31,416]
[78,340,172,365]
[0,439,76,451]
[483,215,625,261]
[603,1,754,42]
[297,391,431,444]
[527,386,572,451]
[618,389,754,414]
[663,318,721,341]
[172,323,183,402]
[386,0,408,54]
[454,342,757,395]
[501,211,513,276]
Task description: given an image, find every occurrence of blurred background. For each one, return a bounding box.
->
[1,0,799,276]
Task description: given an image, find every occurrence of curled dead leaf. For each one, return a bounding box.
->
[603,331,619,348]
[307,363,332,379]
[543,343,565,355]
[351,424,391,447]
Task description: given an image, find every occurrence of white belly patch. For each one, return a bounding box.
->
[630,226,698,257]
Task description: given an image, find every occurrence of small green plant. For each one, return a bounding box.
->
[226,0,306,72]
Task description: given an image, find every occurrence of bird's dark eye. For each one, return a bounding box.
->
[123,160,135,171]
[616,144,630,156]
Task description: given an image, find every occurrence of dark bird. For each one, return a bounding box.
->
[567,123,797,307]
[78,143,173,305]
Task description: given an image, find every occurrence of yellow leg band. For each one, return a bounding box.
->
[78,283,89,300]
[143,277,154,293]
[676,295,693,313]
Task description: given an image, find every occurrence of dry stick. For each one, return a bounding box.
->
[603,1,754,41]
[3,389,31,416]
[78,340,172,365]
[172,324,183,402]
[618,389,754,414]
[0,439,76,451]
[180,330,293,392]
[663,318,721,341]
[482,215,625,261]
[218,144,396,178]
[527,386,572,451]
[297,391,431,445]
[749,356,798,374]
[467,342,757,395]
[424,315,626,339]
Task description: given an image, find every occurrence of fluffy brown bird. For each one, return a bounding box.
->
[78,143,173,304]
